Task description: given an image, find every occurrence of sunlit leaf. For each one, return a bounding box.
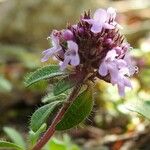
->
[3,127,26,150]
[31,101,61,132]
[29,123,47,145]
[130,100,150,120]
[56,87,93,130]
[0,141,23,150]
[46,138,66,150]
[25,65,66,87]
[0,75,12,92]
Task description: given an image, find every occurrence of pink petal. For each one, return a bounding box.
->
[41,48,56,62]
[42,48,52,55]
[60,56,70,71]
[106,50,118,61]
[91,23,103,33]
[67,41,78,52]
[103,23,115,29]
[41,55,50,62]
[107,7,116,20]
[124,77,132,88]
[82,19,95,24]
[98,62,108,76]
[107,61,118,84]
[93,9,107,23]
[117,59,127,68]
[117,83,125,97]
[70,54,80,66]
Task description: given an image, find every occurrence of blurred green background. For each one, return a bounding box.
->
[0,0,150,149]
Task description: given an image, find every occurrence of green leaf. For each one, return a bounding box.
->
[130,100,150,120]
[29,123,47,145]
[0,141,23,150]
[46,138,66,150]
[56,88,93,130]
[25,65,65,87]
[0,75,12,92]
[53,75,77,96]
[42,93,67,103]
[31,101,61,132]
[3,127,26,150]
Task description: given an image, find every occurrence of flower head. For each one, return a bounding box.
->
[41,7,137,96]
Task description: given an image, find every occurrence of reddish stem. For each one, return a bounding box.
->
[32,82,83,150]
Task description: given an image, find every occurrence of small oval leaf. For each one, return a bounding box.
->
[56,87,93,130]
[31,101,61,132]
[25,65,65,87]
[130,100,150,120]
[53,74,78,96]
[29,123,47,145]
[0,141,23,150]
[3,127,26,150]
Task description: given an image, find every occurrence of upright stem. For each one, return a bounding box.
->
[32,81,83,150]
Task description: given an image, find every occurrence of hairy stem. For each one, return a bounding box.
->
[32,81,83,150]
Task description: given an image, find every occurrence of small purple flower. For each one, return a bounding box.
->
[99,46,135,96]
[60,41,80,70]
[83,7,117,33]
[41,30,62,62]
[98,50,119,84]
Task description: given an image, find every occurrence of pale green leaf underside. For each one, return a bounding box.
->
[56,87,93,130]
[25,65,65,87]
[42,93,67,103]
[130,100,150,120]
[0,141,23,150]
[3,127,26,150]
[31,101,61,132]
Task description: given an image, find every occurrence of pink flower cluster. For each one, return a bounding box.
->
[41,7,137,96]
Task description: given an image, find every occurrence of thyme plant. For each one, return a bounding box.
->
[0,7,137,150]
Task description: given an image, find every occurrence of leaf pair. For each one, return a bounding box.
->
[26,65,94,133]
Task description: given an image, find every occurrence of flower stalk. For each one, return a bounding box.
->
[32,80,84,150]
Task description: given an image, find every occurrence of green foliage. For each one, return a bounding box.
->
[0,141,23,150]
[25,65,66,87]
[1,126,80,150]
[29,123,47,145]
[53,76,77,96]
[130,100,150,120]
[44,134,80,150]
[56,87,93,130]
[42,93,67,103]
[3,127,26,150]
[30,101,61,132]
